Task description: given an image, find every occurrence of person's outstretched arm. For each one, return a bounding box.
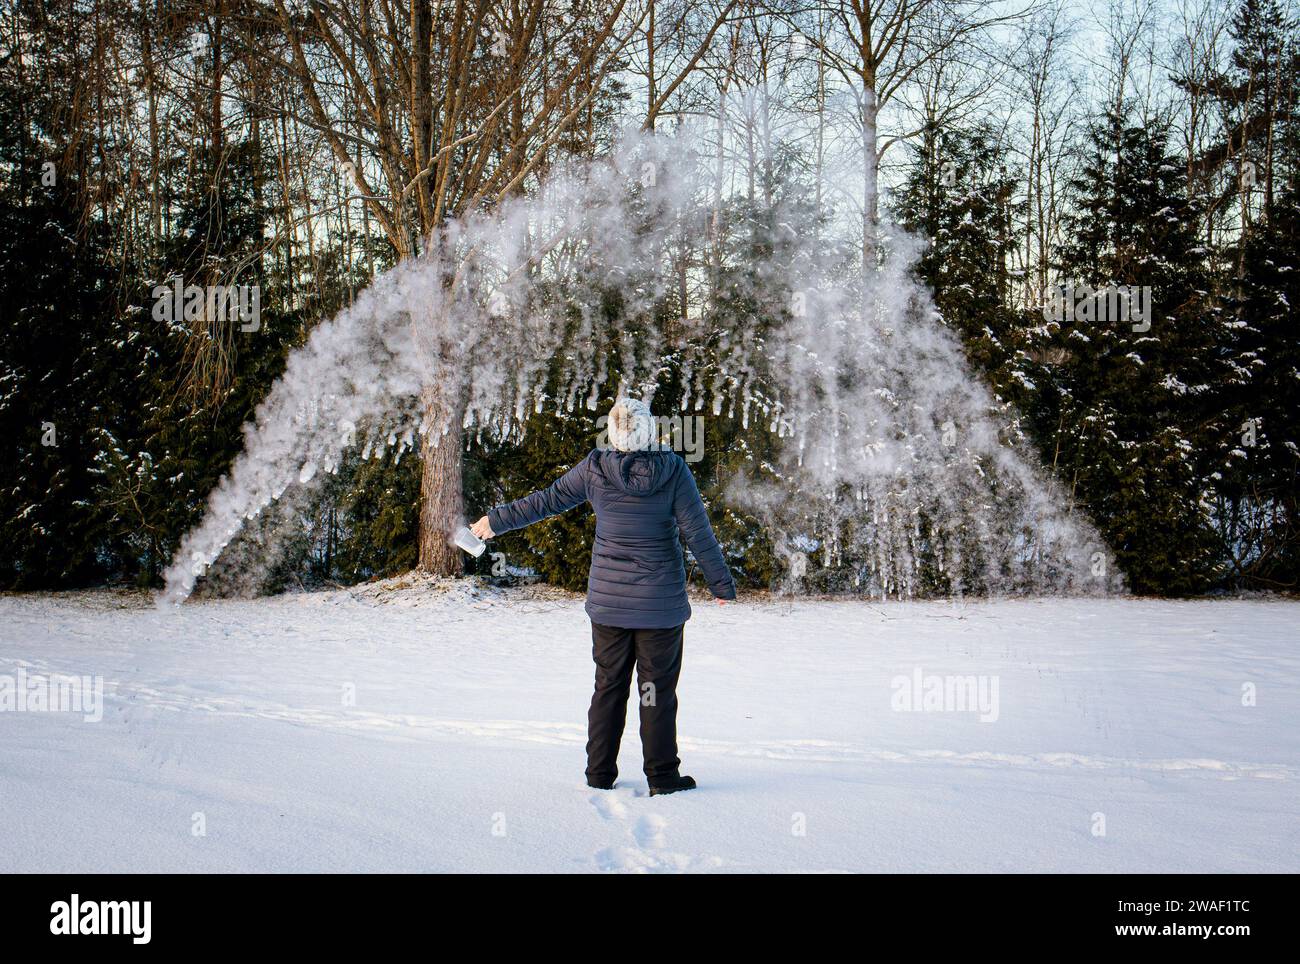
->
[673,462,737,602]
[472,460,589,539]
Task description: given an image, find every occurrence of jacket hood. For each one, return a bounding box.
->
[595,448,680,496]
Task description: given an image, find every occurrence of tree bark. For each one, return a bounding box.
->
[861,85,878,272]
[418,390,465,576]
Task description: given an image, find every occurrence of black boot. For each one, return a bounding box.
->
[648,775,696,796]
[587,776,615,790]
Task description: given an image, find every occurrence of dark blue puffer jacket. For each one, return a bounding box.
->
[487,449,737,628]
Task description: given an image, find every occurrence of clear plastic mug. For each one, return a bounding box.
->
[452,525,486,557]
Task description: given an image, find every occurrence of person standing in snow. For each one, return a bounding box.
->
[469,397,737,796]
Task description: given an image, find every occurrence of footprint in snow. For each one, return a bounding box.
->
[587,787,633,821]
[587,788,721,872]
[633,814,667,849]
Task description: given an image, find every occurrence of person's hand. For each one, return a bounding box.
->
[470,515,495,540]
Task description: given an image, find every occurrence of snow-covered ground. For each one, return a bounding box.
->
[1,581,1296,873]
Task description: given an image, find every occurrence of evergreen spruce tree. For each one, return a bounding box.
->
[1047,109,1225,593]
[0,4,122,587]
[1211,0,1300,588]
[891,124,1050,593]
[893,124,1024,398]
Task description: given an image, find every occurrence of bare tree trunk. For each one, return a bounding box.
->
[141,0,160,246]
[646,0,656,128]
[410,0,434,231]
[861,86,878,272]
[813,9,826,247]
[418,391,465,575]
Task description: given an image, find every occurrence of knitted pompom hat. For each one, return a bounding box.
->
[607,397,656,452]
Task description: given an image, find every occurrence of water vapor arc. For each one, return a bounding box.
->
[163,116,1114,604]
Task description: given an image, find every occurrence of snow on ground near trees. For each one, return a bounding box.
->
[1,582,1296,873]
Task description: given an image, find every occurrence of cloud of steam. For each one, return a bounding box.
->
[162,108,1116,605]
[720,223,1109,597]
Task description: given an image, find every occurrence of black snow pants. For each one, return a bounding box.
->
[586,622,684,784]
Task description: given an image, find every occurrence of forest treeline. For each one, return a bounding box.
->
[1,0,1296,596]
